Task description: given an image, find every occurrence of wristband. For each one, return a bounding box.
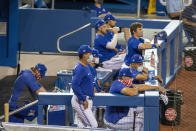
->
[152,44,157,48]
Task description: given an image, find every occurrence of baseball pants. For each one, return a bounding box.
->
[104,107,144,131]
[71,95,98,128]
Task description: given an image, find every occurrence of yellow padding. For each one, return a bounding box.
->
[148,0,156,14]
[4,103,9,122]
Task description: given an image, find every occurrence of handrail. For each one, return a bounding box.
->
[51,0,55,9]
[0,100,38,120]
[37,91,160,130]
[57,23,91,54]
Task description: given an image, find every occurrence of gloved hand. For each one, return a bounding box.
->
[160,93,168,105]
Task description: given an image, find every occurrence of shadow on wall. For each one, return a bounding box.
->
[0,54,79,80]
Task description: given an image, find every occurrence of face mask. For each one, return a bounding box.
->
[94,58,99,64]
[87,55,94,63]
[120,79,133,87]
[137,66,143,72]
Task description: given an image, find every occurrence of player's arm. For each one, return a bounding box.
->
[154,75,163,84]
[138,42,160,49]
[98,13,107,17]
[25,75,47,94]
[135,73,148,81]
[133,84,166,93]
[72,68,89,109]
[122,27,131,42]
[106,27,119,49]
[35,86,47,95]
[121,87,138,96]
[182,18,196,27]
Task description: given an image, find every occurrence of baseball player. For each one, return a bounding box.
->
[94,19,119,63]
[104,14,131,43]
[129,54,163,84]
[94,19,125,70]
[103,14,126,53]
[71,45,98,128]
[92,0,109,17]
[124,22,160,66]
[88,49,102,92]
[8,63,47,123]
[104,68,166,130]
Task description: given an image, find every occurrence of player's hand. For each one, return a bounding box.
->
[155,75,163,84]
[132,88,139,96]
[118,50,126,54]
[156,43,161,48]
[82,101,88,110]
[157,86,166,94]
[112,27,120,34]
[192,22,196,27]
[113,48,118,52]
[142,67,148,74]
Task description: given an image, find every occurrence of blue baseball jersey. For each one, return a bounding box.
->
[94,34,117,62]
[88,65,101,92]
[8,70,41,109]
[92,5,108,17]
[72,63,94,102]
[104,80,133,124]
[124,37,144,66]
[105,31,114,41]
[131,68,145,84]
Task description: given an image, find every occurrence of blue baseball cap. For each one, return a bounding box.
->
[104,14,116,22]
[130,54,144,64]
[157,30,167,40]
[95,19,105,29]
[35,63,47,77]
[78,45,92,55]
[119,68,133,77]
[92,49,102,58]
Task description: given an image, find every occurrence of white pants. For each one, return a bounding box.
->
[71,95,98,128]
[104,107,144,131]
[102,54,126,70]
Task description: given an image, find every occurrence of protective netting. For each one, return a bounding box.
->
[160,1,196,129]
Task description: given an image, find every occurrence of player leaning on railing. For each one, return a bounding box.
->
[104,68,166,130]
[8,64,47,123]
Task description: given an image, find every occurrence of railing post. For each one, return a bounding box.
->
[4,103,9,122]
[38,105,44,124]
[170,39,175,75]
[144,91,159,131]
[51,0,55,9]
[137,0,141,18]
[161,48,167,84]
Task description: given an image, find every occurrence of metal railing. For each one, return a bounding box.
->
[56,23,91,54]
[37,91,160,131]
[0,100,38,121]
[137,0,141,18]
